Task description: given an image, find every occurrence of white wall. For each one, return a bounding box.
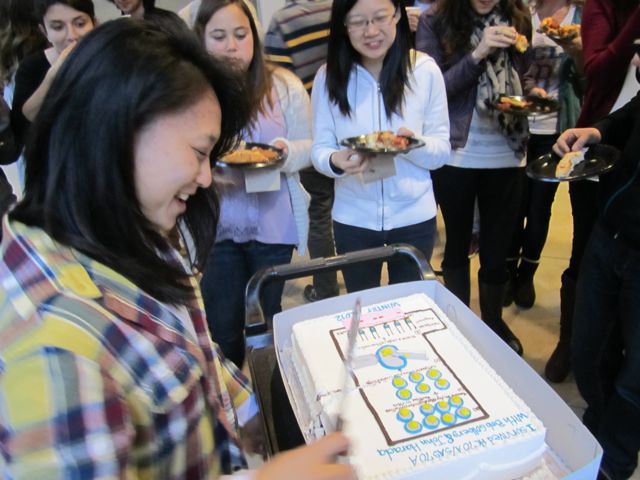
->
[254,0,286,28]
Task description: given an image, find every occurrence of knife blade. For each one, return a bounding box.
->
[335,297,361,432]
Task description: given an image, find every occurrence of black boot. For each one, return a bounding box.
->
[442,264,470,306]
[479,280,524,355]
[545,271,575,383]
[503,258,518,307]
[514,258,539,309]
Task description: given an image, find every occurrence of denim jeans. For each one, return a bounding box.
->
[299,167,339,298]
[333,218,436,293]
[200,240,294,368]
[572,222,640,479]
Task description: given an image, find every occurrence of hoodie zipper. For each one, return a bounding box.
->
[377,81,385,231]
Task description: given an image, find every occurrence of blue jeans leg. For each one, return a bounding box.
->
[386,218,436,284]
[333,219,436,293]
[245,241,294,323]
[200,240,294,368]
[201,240,248,368]
[572,224,640,479]
[334,221,385,292]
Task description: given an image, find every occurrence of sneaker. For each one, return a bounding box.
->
[303,284,318,303]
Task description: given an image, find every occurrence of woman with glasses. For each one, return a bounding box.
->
[416,0,531,354]
[311,0,450,293]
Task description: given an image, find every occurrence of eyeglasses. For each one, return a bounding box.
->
[345,10,397,33]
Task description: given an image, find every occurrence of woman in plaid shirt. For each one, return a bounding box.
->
[0,19,351,479]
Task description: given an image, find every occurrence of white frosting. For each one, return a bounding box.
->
[289,293,546,480]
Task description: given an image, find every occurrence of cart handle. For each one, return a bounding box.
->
[245,243,436,330]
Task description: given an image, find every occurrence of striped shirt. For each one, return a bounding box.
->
[0,219,256,478]
[264,0,332,92]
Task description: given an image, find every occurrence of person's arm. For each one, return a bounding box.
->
[593,91,640,148]
[310,67,345,178]
[416,14,485,97]
[0,96,19,165]
[553,127,601,155]
[581,0,640,79]
[253,433,354,480]
[213,341,257,425]
[310,67,369,176]
[264,17,294,72]
[0,349,132,476]
[399,57,450,170]
[11,53,47,146]
[271,69,312,174]
[22,44,76,122]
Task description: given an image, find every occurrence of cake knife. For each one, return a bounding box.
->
[335,297,361,432]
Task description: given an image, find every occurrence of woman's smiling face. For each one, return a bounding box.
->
[133,92,221,236]
[345,0,399,76]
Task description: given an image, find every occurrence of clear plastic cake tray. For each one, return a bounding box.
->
[273,280,602,479]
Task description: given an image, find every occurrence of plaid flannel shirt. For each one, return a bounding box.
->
[0,219,255,478]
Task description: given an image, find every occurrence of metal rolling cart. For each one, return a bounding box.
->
[243,244,436,457]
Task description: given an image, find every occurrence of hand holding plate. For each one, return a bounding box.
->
[330,149,370,175]
[272,140,289,159]
[396,127,415,138]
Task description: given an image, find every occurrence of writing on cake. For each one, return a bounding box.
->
[288,293,548,479]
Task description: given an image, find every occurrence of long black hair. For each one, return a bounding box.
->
[0,0,48,83]
[432,0,531,60]
[36,0,96,23]
[106,0,155,14]
[325,0,412,118]
[10,19,252,305]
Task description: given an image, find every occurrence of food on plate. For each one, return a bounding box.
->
[539,17,580,39]
[221,146,280,164]
[498,96,529,109]
[514,33,529,52]
[363,131,410,150]
[555,150,585,178]
[494,95,554,113]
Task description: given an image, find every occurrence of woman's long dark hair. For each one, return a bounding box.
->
[10,19,252,305]
[0,0,48,83]
[325,0,412,118]
[194,0,273,121]
[432,0,531,60]
[36,0,96,23]
[107,0,156,14]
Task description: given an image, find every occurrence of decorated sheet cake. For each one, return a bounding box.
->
[286,293,547,479]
